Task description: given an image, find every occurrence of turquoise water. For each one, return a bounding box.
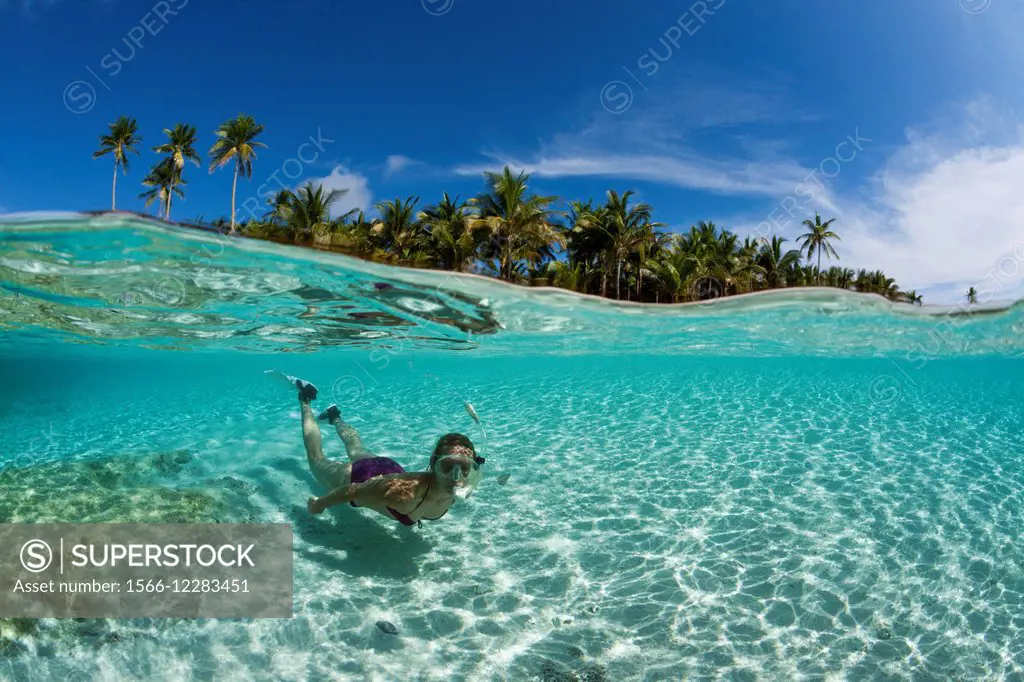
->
[2,214,1024,681]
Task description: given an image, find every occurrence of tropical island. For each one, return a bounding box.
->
[94,115,928,305]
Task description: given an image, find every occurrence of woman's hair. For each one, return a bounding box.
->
[430,433,475,468]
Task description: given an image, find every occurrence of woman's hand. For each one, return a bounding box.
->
[307,496,325,515]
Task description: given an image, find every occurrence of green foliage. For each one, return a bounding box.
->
[200,174,916,304]
[94,116,142,170]
[288,182,347,245]
[95,113,918,306]
[797,213,841,285]
[94,116,142,210]
[208,114,266,232]
[154,123,201,171]
[470,167,561,281]
[208,114,265,177]
[139,159,185,218]
[151,123,199,219]
[419,193,479,271]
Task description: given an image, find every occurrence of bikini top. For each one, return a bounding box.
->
[386,478,449,527]
[388,454,485,527]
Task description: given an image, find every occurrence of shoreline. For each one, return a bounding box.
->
[2,210,1019,316]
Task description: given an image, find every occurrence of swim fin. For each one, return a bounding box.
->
[265,370,318,401]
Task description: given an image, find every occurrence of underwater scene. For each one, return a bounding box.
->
[1,214,1024,681]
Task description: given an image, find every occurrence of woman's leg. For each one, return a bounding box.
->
[298,393,351,491]
[319,404,375,462]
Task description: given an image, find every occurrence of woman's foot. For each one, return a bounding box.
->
[317,404,341,424]
[294,378,318,403]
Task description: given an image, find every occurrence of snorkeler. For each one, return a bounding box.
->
[288,377,484,527]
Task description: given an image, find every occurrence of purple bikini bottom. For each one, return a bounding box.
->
[348,457,417,526]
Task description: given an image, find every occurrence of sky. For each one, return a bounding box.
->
[1,0,1023,304]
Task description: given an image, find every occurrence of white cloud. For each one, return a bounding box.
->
[447,59,1024,305]
[304,165,373,218]
[457,89,1024,304]
[724,102,1024,305]
[384,154,420,176]
[815,100,1024,304]
[455,152,812,198]
[454,79,818,198]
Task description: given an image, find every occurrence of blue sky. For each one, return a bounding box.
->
[1,0,1023,303]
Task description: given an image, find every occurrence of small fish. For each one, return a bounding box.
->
[497,473,511,485]
[464,402,481,425]
[375,620,399,635]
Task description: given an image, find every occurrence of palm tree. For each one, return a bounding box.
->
[643,253,682,303]
[727,236,765,295]
[853,269,873,294]
[287,182,347,245]
[564,199,608,295]
[966,287,978,304]
[374,196,423,262]
[335,210,377,257]
[797,214,841,285]
[139,159,185,219]
[136,155,913,305]
[153,123,200,220]
[835,267,856,290]
[596,190,663,300]
[419,193,478,271]
[208,114,266,233]
[266,189,294,226]
[673,222,736,301]
[542,261,591,293]
[903,290,923,305]
[93,116,142,211]
[757,236,803,289]
[470,167,561,282]
[857,271,899,299]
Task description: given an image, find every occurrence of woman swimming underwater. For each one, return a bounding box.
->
[289,377,485,527]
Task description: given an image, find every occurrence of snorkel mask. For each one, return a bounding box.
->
[434,445,485,484]
[430,403,488,501]
[431,435,486,496]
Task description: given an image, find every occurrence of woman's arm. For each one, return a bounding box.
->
[307,474,425,515]
[307,484,358,514]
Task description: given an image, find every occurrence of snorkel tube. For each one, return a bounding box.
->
[452,402,487,500]
[452,451,485,501]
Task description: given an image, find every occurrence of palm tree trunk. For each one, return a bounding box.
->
[230,166,239,233]
[166,192,173,222]
[111,161,118,211]
[816,249,821,286]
